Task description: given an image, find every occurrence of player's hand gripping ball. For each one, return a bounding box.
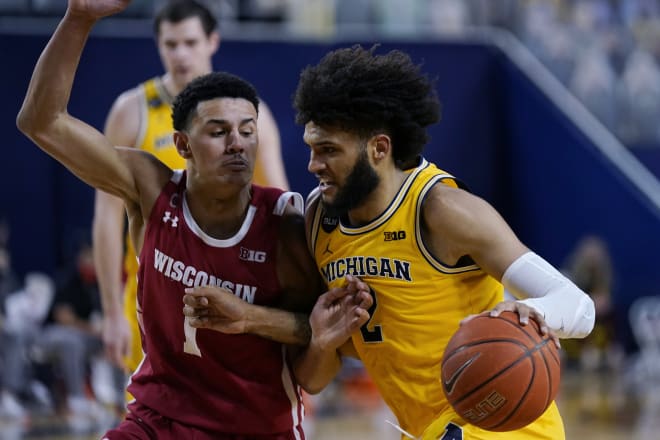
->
[441,311,560,431]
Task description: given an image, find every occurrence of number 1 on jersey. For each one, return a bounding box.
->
[184,317,202,356]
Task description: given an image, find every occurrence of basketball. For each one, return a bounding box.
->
[441,311,560,432]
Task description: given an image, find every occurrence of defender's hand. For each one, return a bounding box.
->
[182,286,250,334]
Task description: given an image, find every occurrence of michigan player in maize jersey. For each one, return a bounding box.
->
[93,0,289,375]
[16,1,371,438]
[290,47,596,439]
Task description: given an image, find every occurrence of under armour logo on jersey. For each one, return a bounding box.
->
[162,211,179,227]
[239,247,266,263]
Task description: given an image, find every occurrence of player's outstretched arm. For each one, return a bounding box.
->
[182,285,312,345]
[182,276,371,395]
[16,0,138,201]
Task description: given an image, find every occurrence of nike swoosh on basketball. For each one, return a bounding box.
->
[443,353,481,395]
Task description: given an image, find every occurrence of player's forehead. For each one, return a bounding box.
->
[193,98,257,126]
[158,16,207,41]
[303,121,355,145]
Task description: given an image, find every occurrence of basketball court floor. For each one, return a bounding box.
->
[1,368,658,439]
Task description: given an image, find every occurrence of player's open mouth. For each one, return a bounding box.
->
[318,181,335,193]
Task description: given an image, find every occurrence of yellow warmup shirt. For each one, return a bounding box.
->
[308,158,564,440]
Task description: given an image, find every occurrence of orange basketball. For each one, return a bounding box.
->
[441,311,560,432]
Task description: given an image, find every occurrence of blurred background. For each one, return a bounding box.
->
[1,0,660,438]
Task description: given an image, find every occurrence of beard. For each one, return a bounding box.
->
[322,148,380,218]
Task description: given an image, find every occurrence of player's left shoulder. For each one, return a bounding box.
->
[278,204,306,241]
[424,182,476,217]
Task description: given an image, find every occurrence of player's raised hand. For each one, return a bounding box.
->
[67,0,131,20]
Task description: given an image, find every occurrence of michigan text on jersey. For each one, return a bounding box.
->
[321,256,412,283]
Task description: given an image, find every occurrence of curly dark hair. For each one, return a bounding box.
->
[172,72,260,131]
[154,0,218,36]
[293,45,440,168]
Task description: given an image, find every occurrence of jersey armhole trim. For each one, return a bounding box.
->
[415,175,481,274]
[274,191,304,216]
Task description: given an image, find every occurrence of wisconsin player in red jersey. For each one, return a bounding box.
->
[16,1,371,438]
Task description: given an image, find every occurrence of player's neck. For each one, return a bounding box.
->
[347,168,407,226]
[160,74,178,99]
[184,185,252,239]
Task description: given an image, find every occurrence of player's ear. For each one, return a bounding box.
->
[371,134,391,162]
[209,30,220,55]
[174,132,192,159]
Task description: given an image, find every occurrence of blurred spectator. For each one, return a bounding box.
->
[562,235,622,371]
[375,0,427,35]
[1,219,49,420]
[1,272,54,420]
[617,48,660,144]
[428,0,470,35]
[237,0,288,22]
[0,248,20,317]
[470,0,521,31]
[620,0,660,29]
[31,238,112,430]
[569,46,619,128]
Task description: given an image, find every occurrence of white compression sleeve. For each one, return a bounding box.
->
[502,252,595,339]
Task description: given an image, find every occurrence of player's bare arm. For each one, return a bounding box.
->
[17,4,135,199]
[292,274,371,394]
[422,184,594,339]
[421,183,528,279]
[17,0,172,246]
[93,86,142,367]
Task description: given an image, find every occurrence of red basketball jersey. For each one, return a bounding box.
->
[128,170,305,438]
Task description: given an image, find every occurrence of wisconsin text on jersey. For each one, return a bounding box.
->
[153,248,258,303]
[320,256,412,283]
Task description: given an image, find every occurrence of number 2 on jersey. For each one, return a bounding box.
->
[360,287,383,343]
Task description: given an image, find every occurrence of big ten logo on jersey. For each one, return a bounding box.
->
[239,247,266,263]
[384,230,406,241]
[321,214,338,233]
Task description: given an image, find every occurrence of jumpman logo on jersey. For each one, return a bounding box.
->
[162,211,179,228]
[323,241,333,255]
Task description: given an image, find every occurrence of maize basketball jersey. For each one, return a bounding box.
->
[122,77,185,371]
[308,158,564,439]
